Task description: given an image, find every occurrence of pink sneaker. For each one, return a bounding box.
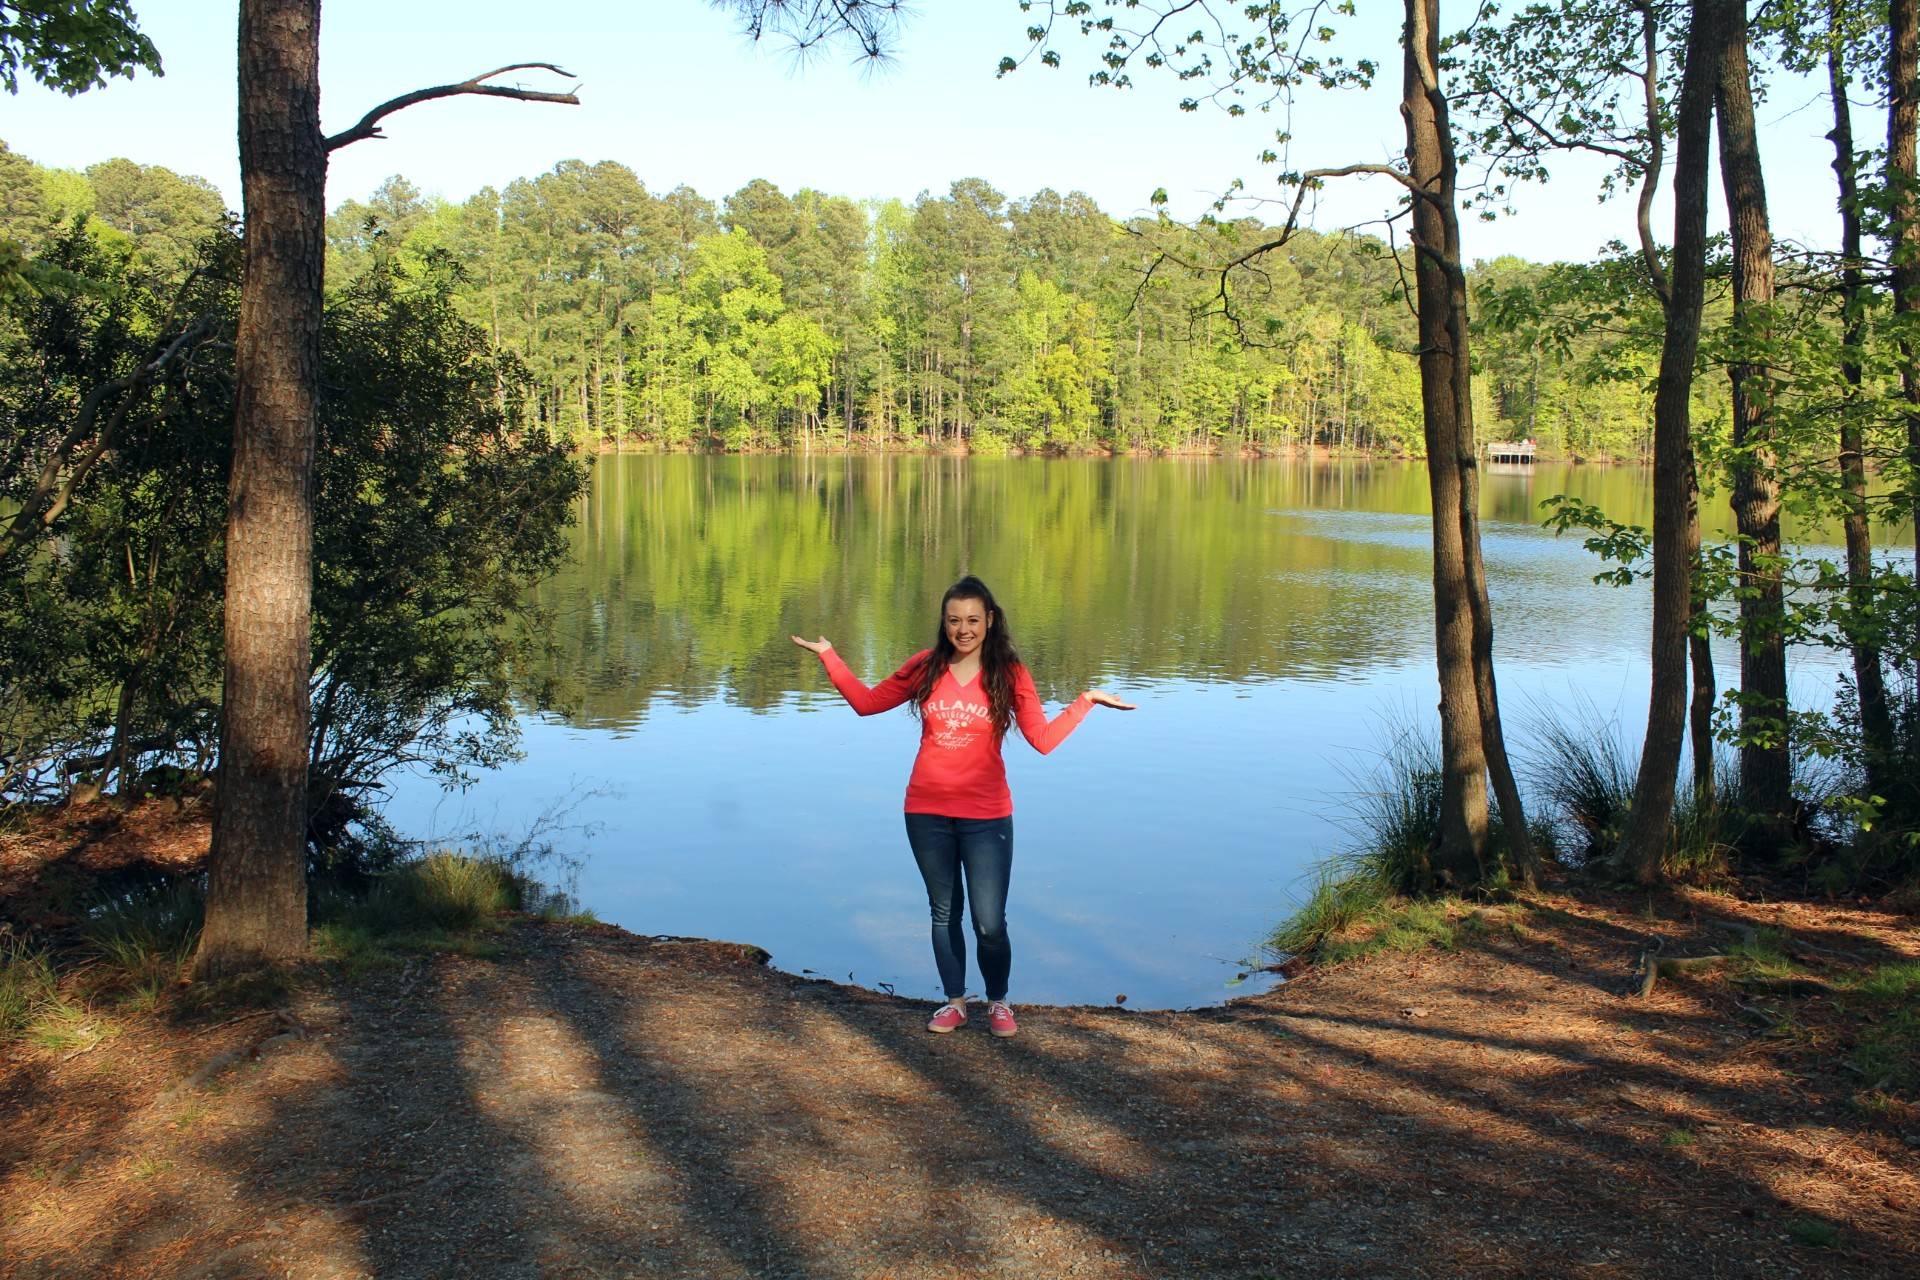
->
[987,1001,1019,1038]
[926,1002,967,1033]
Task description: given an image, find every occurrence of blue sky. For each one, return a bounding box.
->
[2,0,1848,264]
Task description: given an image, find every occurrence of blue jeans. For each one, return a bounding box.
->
[903,813,1014,1002]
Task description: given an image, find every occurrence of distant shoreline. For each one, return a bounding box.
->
[578,440,1644,465]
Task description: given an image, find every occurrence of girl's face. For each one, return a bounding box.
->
[943,597,991,658]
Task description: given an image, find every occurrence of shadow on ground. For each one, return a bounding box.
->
[3,895,1917,1280]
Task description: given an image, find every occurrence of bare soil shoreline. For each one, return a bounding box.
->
[3,869,1917,1279]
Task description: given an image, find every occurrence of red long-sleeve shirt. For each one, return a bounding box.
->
[817,646,1092,819]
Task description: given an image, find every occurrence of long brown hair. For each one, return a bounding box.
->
[910,575,1020,736]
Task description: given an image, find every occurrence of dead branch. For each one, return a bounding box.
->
[0,312,220,565]
[326,63,579,152]
[1636,951,1732,997]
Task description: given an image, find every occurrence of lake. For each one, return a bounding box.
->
[380,454,1881,1009]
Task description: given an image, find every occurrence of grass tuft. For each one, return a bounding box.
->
[1844,961,1920,1093]
[1521,709,1732,881]
[1268,859,1392,957]
[82,875,204,995]
[0,932,62,1037]
[1784,1217,1839,1249]
[326,850,522,937]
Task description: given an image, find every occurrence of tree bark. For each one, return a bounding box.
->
[1891,0,1920,610]
[1618,0,1727,882]
[1828,19,1895,794]
[1404,0,1490,885]
[1716,5,1792,827]
[196,0,326,977]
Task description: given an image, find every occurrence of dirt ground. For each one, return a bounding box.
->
[2,886,1917,1280]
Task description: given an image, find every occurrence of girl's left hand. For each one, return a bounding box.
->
[1086,690,1136,710]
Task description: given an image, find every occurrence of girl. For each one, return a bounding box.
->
[793,575,1133,1037]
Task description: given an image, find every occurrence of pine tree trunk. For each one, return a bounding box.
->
[1404,0,1489,885]
[1619,0,1727,882]
[196,0,325,977]
[1891,0,1920,609]
[1716,7,1792,826]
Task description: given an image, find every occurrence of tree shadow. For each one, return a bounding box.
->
[6,923,1916,1279]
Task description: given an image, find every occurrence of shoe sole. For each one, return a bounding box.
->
[989,1026,1017,1038]
[927,1021,964,1033]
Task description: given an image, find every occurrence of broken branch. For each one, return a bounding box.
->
[326,63,580,152]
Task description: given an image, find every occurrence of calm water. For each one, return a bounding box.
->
[381,455,1883,1009]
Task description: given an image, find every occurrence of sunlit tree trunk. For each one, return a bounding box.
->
[1891,0,1920,610]
[196,0,325,977]
[1619,0,1727,882]
[1404,0,1489,884]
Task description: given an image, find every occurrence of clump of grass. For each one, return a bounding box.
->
[82,875,204,995]
[1346,728,1448,894]
[352,850,522,934]
[310,850,531,973]
[1527,713,1635,863]
[1521,708,1732,882]
[1661,1128,1697,1148]
[1270,721,1513,964]
[0,932,64,1038]
[1845,960,1920,1094]
[1785,1217,1839,1249]
[1268,859,1393,957]
[129,1155,175,1181]
[1315,897,1488,966]
[27,1003,112,1053]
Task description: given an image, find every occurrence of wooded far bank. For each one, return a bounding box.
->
[3,141,1682,460]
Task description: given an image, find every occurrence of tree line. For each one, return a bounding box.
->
[321,166,1664,459]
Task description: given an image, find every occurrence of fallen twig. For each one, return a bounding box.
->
[1638,952,1732,998]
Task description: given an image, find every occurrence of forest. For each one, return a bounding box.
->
[1,139,1669,461]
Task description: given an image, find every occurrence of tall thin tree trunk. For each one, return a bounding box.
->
[1716,5,1791,826]
[1688,462,1716,803]
[1829,19,1895,792]
[197,0,326,976]
[1891,0,1920,611]
[1404,0,1489,885]
[1619,0,1727,882]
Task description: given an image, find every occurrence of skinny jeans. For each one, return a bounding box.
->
[903,813,1013,1002]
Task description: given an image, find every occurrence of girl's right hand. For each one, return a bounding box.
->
[791,635,833,654]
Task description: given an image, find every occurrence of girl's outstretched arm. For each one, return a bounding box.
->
[793,636,927,716]
[1010,667,1138,755]
[1012,669,1089,755]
